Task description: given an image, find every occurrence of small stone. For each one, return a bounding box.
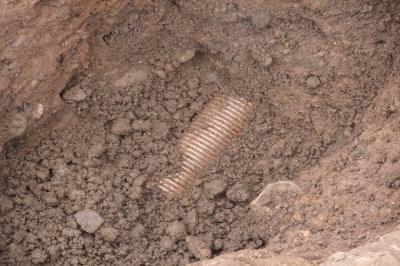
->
[114,69,148,87]
[32,103,44,120]
[251,181,301,209]
[166,221,186,239]
[178,49,196,63]
[74,210,104,233]
[111,118,130,136]
[204,180,227,198]
[186,235,212,259]
[226,184,250,202]
[9,113,27,137]
[250,10,272,29]
[306,75,321,90]
[99,227,118,242]
[31,248,48,264]
[31,80,39,87]
[131,120,151,131]
[62,86,87,102]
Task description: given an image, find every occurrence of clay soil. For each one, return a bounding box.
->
[1,0,400,265]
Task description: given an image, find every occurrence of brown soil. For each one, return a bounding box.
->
[1,0,400,265]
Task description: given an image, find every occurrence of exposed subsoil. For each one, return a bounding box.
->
[1,0,400,265]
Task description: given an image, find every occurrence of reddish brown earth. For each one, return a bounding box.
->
[1,0,400,265]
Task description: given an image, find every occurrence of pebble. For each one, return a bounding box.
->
[185,235,212,259]
[74,210,104,233]
[251,181,301,209]
[31,79,39,87]
[31,248,48,264]
[306,75,321,89]
[114,69,148,87]
[99,227,118,242]
[32,103,44,120]
[250,10,272,29]
[178,49,196,63]
[204,180,227,198]
[166,221,187,239]
[111,118,130,136]
[226,184,250,202]
[62,86,87,102]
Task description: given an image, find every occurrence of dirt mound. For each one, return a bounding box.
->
[1,0,400,265]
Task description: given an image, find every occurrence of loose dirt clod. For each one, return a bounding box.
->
[306,76,321,90]
[111,118,130,136]
[99,227,118,242]
[186,235,212,259]
[166,221,187,239]
[204,180,227,198]
[74,210,104,233]
[31,249,48,264]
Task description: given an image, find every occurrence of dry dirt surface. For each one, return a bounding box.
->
[1,0,400,265]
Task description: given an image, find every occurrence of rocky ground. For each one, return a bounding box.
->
[1,0,400,265]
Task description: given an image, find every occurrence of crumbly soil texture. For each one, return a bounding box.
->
[1,0,400,265]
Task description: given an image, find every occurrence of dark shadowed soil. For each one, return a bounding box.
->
[1,0,400,265]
